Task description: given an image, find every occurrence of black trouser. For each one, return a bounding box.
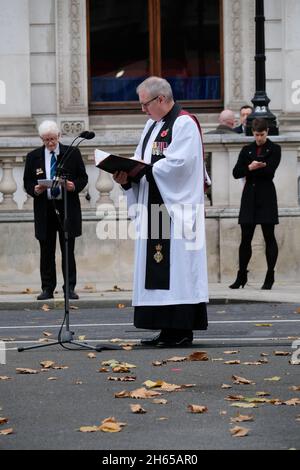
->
[39,202,76,293]
[239,223,278,272]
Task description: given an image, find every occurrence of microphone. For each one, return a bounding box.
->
[51,130,95,191]
[79,131,95,140]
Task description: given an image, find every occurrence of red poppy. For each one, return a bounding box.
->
[160,129,169,138]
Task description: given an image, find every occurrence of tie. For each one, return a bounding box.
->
[50,151,57,179]
[50,151,60,198]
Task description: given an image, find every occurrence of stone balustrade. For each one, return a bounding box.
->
[0,134,299,287]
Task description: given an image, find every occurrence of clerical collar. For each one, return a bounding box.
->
[161,102,181,123]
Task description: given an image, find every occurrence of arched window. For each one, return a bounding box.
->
[88,0,223,113]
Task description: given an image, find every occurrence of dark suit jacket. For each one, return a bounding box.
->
[23,143,88,240]
[206,124,236,135]
[232,139,281,225]
[233,124,244,134]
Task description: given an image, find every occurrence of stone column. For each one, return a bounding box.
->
[0,0,36,134]
[55,0,89,135]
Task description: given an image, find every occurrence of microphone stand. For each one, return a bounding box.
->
[18,134,121,353]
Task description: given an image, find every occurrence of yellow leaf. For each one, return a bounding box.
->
[40,361,55,369]
[230,403,257,409]
[255,323,272,327]
[99,417,126,433]
[41,304,51,312]
[79,426,100,433]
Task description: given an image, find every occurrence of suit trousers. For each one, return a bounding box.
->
[39,201,77,293]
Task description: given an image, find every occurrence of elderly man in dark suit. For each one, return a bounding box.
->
[23,120,88,300]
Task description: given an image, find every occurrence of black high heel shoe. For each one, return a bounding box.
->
[229,270,248,289]
[261,270,274,290]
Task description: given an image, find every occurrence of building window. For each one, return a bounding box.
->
[88,0,223,113]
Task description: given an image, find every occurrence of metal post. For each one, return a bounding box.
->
[246,0,279,135]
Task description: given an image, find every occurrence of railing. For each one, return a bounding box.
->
[0,136,299,213]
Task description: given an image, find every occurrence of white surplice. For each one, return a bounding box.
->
[125,114,209,306]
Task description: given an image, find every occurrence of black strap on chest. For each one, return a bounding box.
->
[144,103,182,290]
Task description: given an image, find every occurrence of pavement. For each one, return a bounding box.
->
[0,281,299,310]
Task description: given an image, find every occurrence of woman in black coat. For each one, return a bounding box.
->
[229,118,281,290]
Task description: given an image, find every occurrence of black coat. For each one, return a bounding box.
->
[23,143,88,240]
[232,139,281,225]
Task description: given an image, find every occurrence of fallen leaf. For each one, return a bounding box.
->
[294,307,300,314]
[41,304,50,312]
[255,324,272,327]
[225,395,245,402]
[230,403,257,409]
[99,417,126,433]
[296,415,300,422]
[108,376,136,382]
[40,361,55,369]
[112,365,131,373]
[187,404,208,414]
[289,386,300,392]
[273,351,291,356]
[16,368,39,374]
[152,399,168,405]
[230,414,254,423]
[224,350,240,355]
[224,360,241,365]
[78,336,86,341]
[166,356,187,363]
[221,384,232,389]
[187,351,209,361]
[0,417,8,425]
[98,367,109,373]
[232,375,255,385]
[157,417,168,421]
[115,387,162,399]
[230,425,250,437]
[75,380,83,385]
[47,377,58,381]
[264,376,281,382]
[152,361,164,367]
[283,398,300,406]
[117,304,125,309]
[87,353,96,359]
[256,391,271,397]
[0,376,12,381]
[79,426,99,433]
[70,305,79,310]
[242,360,267,365]
[130,404,147,414]
[0,428,13,435]
[42,331,52,337]
[22,288,33,294]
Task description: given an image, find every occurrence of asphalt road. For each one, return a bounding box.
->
[0,302,300,451]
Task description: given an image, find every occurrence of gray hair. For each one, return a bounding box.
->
[136,76,173,102]
[38,120,60,137]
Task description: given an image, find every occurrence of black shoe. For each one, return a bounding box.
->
[229,270,248,289]
[69,290,79,300]
[157,337,193,348]
[37,290,54,301]
[261,270,274,290]
[141,332,164,346]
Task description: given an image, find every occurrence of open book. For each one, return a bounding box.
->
[95,149,151,183]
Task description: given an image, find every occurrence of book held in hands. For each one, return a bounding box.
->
[95,149,151,182]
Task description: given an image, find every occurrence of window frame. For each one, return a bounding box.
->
[87,0,224,114]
